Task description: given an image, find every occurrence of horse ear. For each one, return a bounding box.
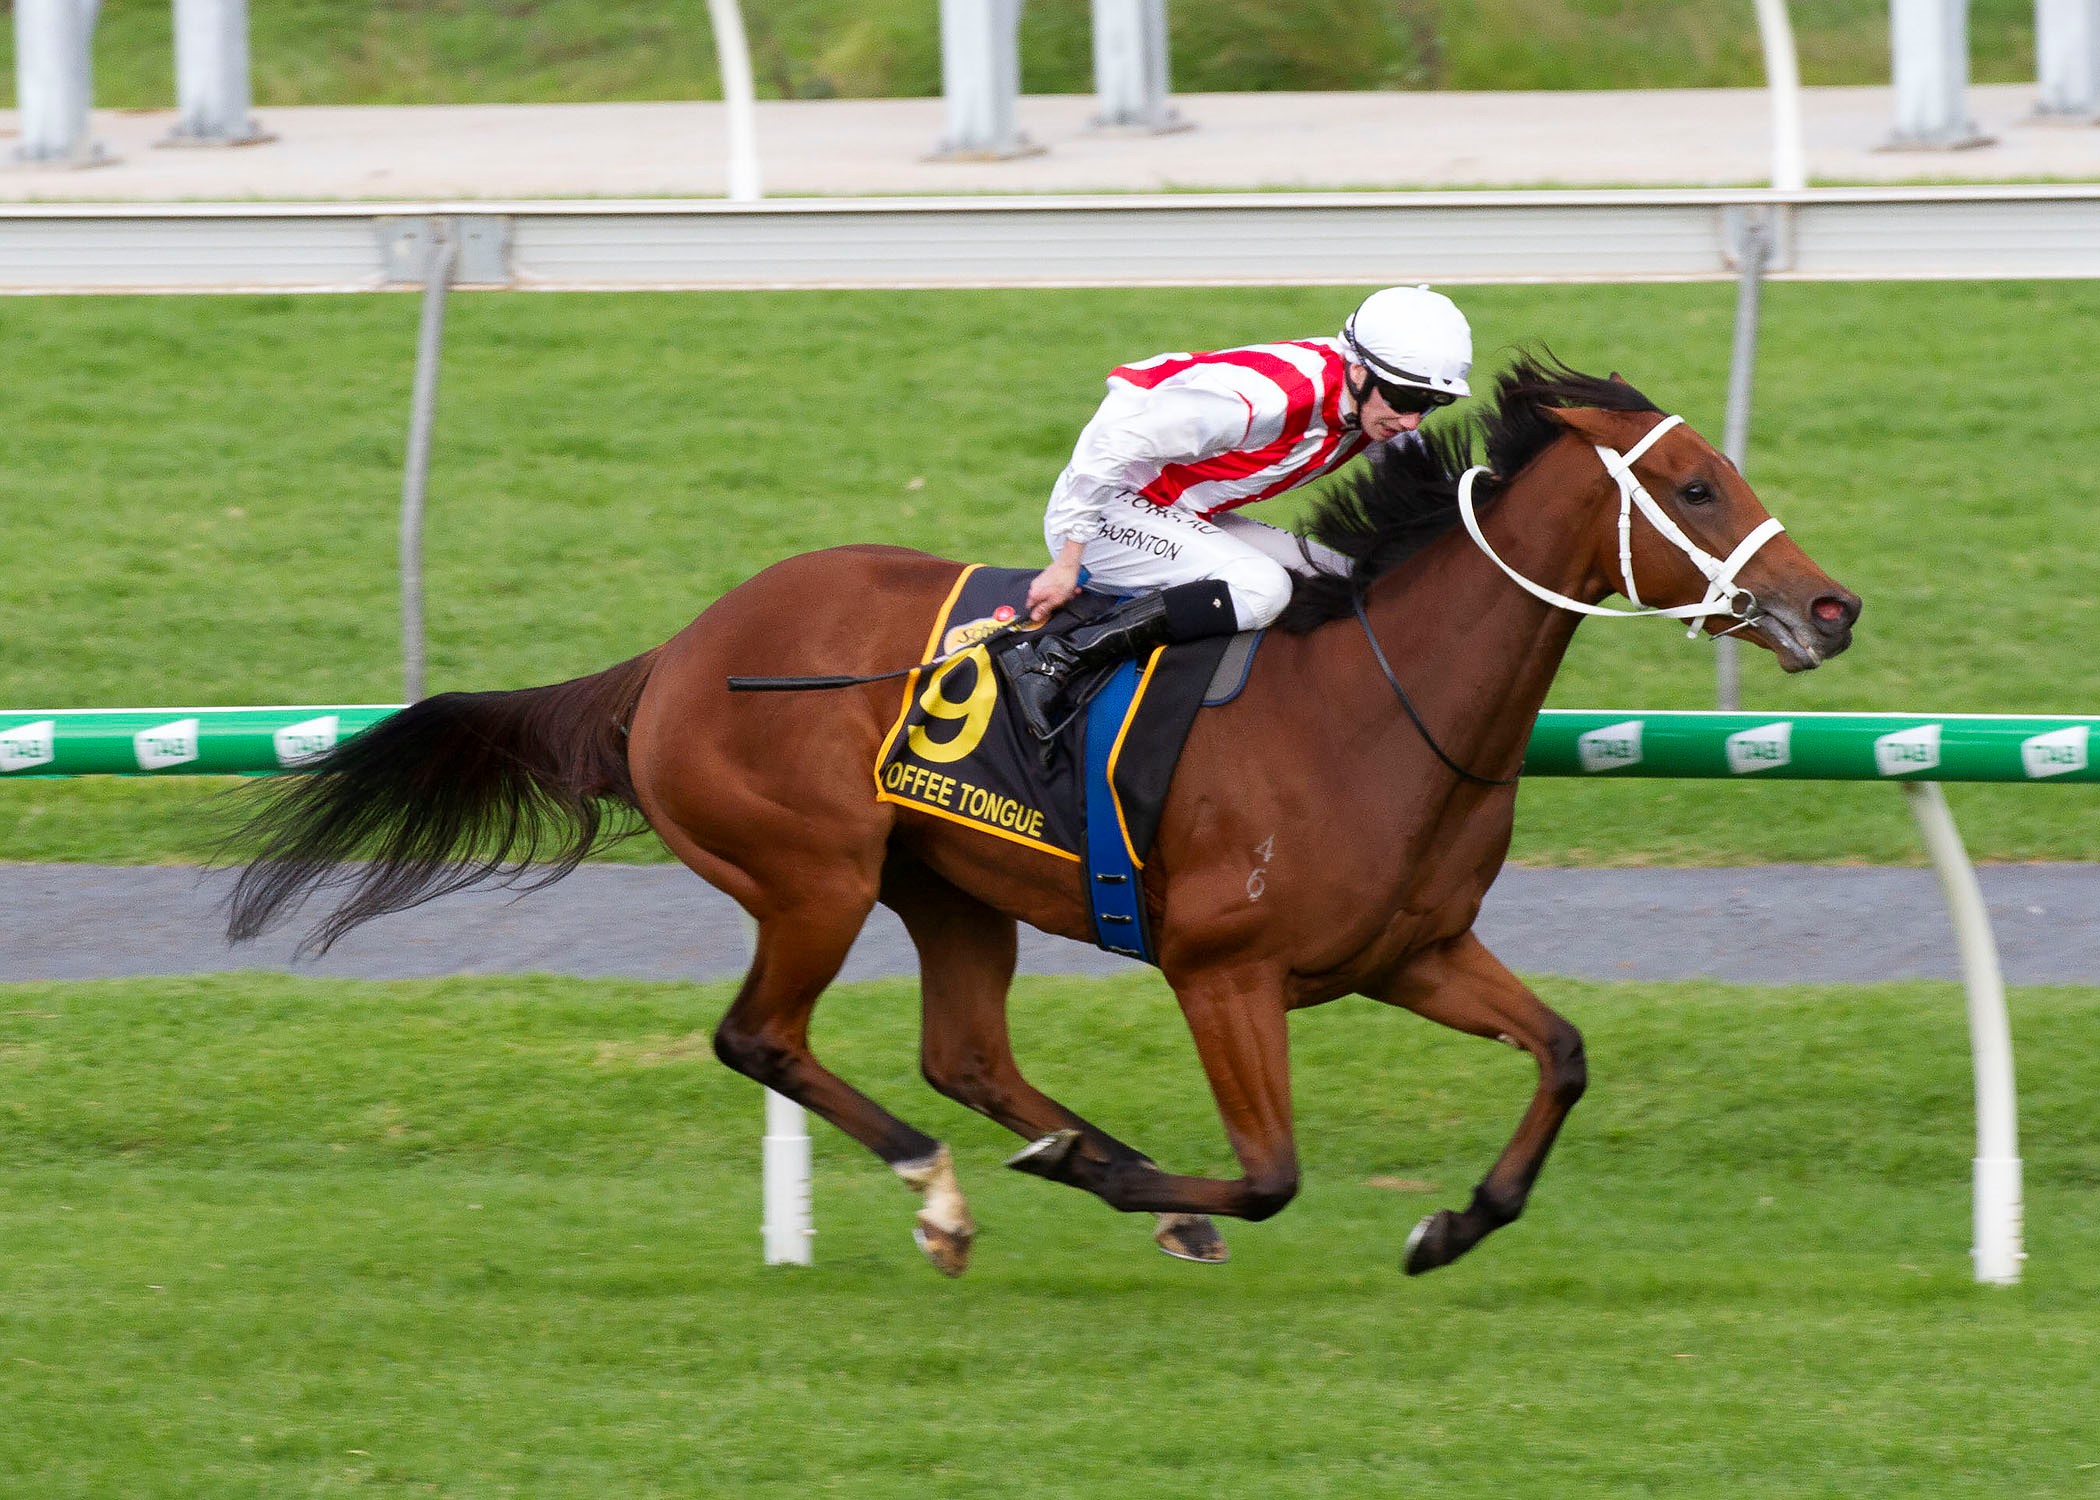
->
[1609,371,1626,383]
[1543,405,1617,442]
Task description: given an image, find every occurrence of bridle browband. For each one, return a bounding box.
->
[1358,411,1788,785]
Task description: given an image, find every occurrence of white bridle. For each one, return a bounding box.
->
[1455,413,1788,639]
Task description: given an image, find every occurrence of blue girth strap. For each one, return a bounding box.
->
[1081,656,1154,964]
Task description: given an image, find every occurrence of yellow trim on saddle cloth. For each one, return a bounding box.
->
[872,568,1084,865]
[880,792,1081,864]
[1104,645,1165,871]
[872,564,978,793]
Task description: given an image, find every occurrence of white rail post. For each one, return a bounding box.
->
[1717,0,1802,710]
[743,910,813,1265]
[763,1087,814,1265]
[1090,0,1184,133]
[1902,781,2024,1285]
[2034,0,2100,120]
[933,0,1042,160]
[1756,0,1808,191]
[1886,0,1994,148]
[11,0,110,167]
[1715,214,1771,713]
[398,221,459,704]
[162,0,271,147]
[704,0,764,201]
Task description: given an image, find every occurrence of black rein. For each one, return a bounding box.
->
[1350,589,1521,788]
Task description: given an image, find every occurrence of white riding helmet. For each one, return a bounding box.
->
[1341,285,1473,400]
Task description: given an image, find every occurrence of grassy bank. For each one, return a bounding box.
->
[1,0,2046,109]
[3,279,2095,864]
[0,971,2095,1495]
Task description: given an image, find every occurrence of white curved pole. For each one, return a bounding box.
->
[1753,0,1807,190]
[1903,781,2023,1285]
[705,0,763,201]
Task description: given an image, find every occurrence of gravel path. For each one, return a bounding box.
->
[5,863,2097,986]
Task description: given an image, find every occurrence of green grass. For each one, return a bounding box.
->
[0,970,2095,1495]
[4,280,2096,864]
[0,0,2047,108]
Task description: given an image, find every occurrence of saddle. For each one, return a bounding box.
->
[874,566,1261,963]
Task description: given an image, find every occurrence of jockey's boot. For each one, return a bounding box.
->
[999,581,1237,742]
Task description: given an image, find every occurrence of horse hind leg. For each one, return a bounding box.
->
[882,857,1228,1264]
[1369,931,1588,1276]
[707,877,980,1277]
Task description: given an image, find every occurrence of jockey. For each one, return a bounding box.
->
[998,285,1475,740]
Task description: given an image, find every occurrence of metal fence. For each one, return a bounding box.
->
[6,187,2100,294]
[6,705,2092,785]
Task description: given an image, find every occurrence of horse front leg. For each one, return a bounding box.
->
[1013,963,1300,1226]
[1367,930,1588,1275]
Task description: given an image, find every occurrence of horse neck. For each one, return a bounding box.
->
[1353,440,1611,779]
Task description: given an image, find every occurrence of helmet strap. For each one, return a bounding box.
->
[1344,366,1374,429]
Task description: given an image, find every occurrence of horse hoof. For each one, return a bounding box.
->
[1402,1210,1454,1276]
[1154,1213,1229,1264]
[913,1217,973,1278]
[1004,1128,1082,1179]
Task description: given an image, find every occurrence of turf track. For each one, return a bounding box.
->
[1,972,2094,1495]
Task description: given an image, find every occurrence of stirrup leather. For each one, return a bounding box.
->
[997,593,1178,742]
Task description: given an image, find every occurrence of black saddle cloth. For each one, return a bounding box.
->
[873,566,1235,865]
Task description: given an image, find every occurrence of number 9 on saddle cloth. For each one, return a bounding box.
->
[873,566,1257,962]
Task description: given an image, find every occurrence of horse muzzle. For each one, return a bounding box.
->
[1752,587,1861,672]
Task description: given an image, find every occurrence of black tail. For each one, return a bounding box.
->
[222,650,659,955]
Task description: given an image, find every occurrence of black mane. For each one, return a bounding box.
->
[1273,353,1660,632]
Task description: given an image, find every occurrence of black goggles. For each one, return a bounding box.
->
[1370,379,1457,416]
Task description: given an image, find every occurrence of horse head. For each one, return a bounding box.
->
[1543,404,1860,671]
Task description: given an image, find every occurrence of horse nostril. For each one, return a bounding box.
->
[1810,593,1859,631]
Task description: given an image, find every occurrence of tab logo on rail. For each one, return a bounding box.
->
[273,715,340,768]
[133,718,201,771]
[1873,723,1941,777]
[0,720,56,775]
[1725,721,1792,775]
[2020,725,2089,779]
[1576,719,1643,773]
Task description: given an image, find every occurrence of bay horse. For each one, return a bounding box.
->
[225,357,1859,1278]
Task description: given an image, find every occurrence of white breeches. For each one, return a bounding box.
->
[1051,492,1352,631]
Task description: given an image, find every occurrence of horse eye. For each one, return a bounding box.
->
[1681,480,1715,505]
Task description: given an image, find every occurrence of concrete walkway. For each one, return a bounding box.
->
[3,85,2096,203]
[6,863,2096,987]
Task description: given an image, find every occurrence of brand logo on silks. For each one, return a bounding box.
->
[273,715,341,768]
[1725,721,1792,775]
[2020,724,2090,779]
[133,717,201,772]
[1873,722,1942,777]
[0,720,57,775]
[1576,719,1643,773]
